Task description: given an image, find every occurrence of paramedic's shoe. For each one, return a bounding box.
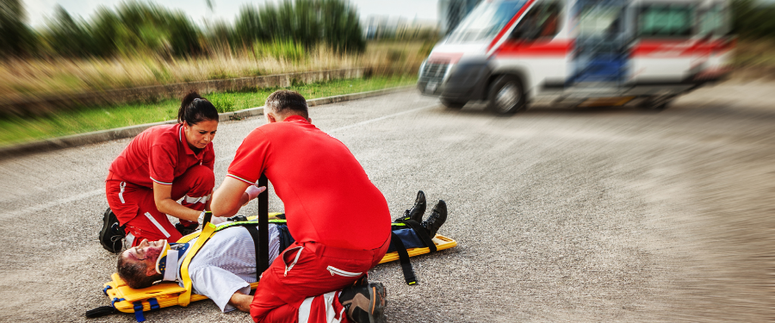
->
[176,222,198,236]
[99,207,125,253]
[422,200,447,237]
[394,190,426,223]
[227,214,248,222]
[340,282,387,323]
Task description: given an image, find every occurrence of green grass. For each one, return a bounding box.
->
[0,75,417,147]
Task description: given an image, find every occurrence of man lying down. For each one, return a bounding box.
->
[115,191,447,320]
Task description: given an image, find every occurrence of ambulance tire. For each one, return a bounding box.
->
[487,75,526,115]
[640,95,674,111]
[441,99,466,109]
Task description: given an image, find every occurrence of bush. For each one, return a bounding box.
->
[207,92,236,113]
[254,39,306,61]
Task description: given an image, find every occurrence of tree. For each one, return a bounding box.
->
[0,0,36,57]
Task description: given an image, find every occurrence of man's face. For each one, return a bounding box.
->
[122,239,167,275]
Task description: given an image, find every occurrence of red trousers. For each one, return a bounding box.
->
[251,239,390,323]
[105,165,214,246]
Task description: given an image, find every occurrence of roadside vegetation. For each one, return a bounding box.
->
[0,75,417,147]
[0,0,435,146]
[0,0,436,101]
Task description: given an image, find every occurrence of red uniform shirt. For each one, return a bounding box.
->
[109,123,214,187]
[227,115,391,250]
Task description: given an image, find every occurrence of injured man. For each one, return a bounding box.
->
[115,191,446,322]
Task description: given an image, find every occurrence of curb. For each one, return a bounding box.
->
[0,85,416,160]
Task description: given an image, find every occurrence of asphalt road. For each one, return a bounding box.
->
[0,82,772,322]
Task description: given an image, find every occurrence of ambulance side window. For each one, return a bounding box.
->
[637,5,694,38]
[510,2,562,41]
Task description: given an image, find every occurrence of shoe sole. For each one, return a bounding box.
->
[368,282,387,323]
[99,208,122,253]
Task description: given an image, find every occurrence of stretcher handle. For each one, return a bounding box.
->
[257,174,269,274]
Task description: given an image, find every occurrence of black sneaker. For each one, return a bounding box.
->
[339,282,387,323]
[175,222,199,236]
[422,200,447,237]
[99,207,125,253]
[394,190,426,223]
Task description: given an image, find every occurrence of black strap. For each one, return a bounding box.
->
[85,306,117,318]
[244,225,263,282]
[390,232,418,285]
[397,219,437,253]
[257,175,269,274]
[203,211,212,225]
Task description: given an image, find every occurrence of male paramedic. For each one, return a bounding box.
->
[210,90,393,323]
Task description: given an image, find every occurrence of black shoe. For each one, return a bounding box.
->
[227,214,248,222]
[99,207,125,253]
[422,200,447,237]
[340,282,387,323]
[176,222,199,236]
[394,190,426,223]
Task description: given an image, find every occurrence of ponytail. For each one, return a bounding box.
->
[178,91,219,125]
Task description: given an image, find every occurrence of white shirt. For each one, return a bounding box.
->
[178,223,281,312]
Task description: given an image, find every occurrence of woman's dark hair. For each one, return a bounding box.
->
[177,91,219,125]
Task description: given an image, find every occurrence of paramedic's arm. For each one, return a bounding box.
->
[153,182,201,221]
[211,177,263,217]
[229,291,252,312]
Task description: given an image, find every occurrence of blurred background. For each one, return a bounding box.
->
[0,0,772,146]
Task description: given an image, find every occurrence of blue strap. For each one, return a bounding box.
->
[133,301,145,322]
[102,285,112,296]
[111,297,125,307]
[148,298,160,310]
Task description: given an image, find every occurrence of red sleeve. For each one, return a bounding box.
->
[149,135,177,185]
[202,143,215,170]
[227,128,270,185]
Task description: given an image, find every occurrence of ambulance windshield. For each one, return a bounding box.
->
[447,0,528,43]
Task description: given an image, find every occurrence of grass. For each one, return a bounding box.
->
[0,75,417,147]
[0,40,429,101]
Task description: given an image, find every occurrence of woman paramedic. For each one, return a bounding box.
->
[99,91,224,252]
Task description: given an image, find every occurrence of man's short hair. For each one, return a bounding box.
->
[265,90,308,119]
[117,254,158,289]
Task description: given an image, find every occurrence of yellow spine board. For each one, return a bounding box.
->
[105,233,456,314]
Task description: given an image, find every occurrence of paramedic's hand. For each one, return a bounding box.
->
[210,215,228,225]
[243,185,266,206]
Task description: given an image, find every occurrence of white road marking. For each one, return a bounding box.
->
[6,188,103,218]
[327,104,436,133]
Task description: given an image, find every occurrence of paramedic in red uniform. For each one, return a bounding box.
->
[102,92,219,250]
[211,90,391,323]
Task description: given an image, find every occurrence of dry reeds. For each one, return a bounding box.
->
[0,40,427,102]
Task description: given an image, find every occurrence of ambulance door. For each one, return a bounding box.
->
[697,2,733,79]
[493,1,569,95]
[630,3,698,84]
[569,0,629,85]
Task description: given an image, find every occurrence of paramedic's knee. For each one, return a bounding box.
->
[182,164,215,191]
[172,165,215,203]
[172,165,215,197]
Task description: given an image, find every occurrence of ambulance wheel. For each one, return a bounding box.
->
[640,95,674,111]
[487,75,526,115]
[441,99,466,109]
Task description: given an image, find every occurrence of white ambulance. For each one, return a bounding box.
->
[418,0,735,114]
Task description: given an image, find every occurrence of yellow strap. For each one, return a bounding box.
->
[177,222,217,307]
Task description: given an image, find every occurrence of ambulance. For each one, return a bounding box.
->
[418,0,734,114]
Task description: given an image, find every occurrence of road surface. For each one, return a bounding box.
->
[0,81,772,322]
